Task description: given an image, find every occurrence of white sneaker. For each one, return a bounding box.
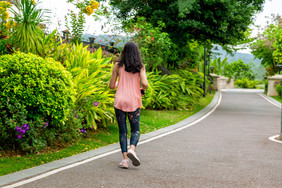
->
[127,149,140,166]
[119,158,129,169]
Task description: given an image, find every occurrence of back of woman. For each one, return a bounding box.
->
[114,66,142,112]
[109,41,148,169]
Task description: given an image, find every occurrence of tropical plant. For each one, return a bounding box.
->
[143,70,204,110]
[36,29,61,58]
[0,52,76,152]
[209,57,228,75]
[11,0,49,53]
[64,43,115,129]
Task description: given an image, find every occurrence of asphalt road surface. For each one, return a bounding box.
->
[4,90,282,188]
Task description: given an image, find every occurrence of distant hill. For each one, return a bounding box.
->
[211,46,265,80]
[82,33,130,47]
[211,46,261,65]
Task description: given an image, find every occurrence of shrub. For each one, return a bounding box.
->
[0,52,75,152]
[276,84,282,97]
[64,43,115,129]
[235,78,256,89]
[142,70,204,110]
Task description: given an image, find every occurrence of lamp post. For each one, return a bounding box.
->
[203,46,207,97]
[210,66,215,74]
[89,37,95,48]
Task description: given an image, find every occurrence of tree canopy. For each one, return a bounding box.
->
[107,0,265,46]
[250,15,282,76]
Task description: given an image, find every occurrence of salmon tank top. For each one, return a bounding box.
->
[114,66,142,112]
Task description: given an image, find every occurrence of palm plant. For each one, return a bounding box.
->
[210,57,228,75]
[11,0,49,53]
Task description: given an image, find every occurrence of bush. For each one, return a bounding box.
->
[0,52,76,152]
[142,70,204,110]
[276,84,282,97]
[63,43,115,129]
[235,78,256,89]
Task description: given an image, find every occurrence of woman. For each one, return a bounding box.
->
[109,41,148,169]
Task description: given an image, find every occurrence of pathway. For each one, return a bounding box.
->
[1,90,282,188]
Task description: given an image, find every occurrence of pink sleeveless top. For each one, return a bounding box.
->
[114,66,142,112]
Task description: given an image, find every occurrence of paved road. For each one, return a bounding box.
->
[4,90,282,187]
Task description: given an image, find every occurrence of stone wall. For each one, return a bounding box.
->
[267,75,282,96]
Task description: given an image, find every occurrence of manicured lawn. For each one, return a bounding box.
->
[0,92,215,176]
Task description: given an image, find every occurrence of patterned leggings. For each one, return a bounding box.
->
[114,107,140,153]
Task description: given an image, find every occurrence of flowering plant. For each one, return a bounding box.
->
[0,1,15,54]
[128,17,176,71]
[65,0,100,43]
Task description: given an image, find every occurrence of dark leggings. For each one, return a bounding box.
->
[114,107,140,153]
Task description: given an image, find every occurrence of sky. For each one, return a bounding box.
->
[38,0,282,52]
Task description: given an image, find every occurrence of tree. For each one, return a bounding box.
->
[107,0,265,46]
[224,59,256,80]
[250,15,282,76]
[273,18,282,65]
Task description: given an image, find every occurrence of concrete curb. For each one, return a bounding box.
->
[0,92,220,187]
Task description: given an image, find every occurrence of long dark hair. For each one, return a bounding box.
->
[118,42,143,73]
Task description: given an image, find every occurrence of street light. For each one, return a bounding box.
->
[89,37,95,48]
[203,46,207,97]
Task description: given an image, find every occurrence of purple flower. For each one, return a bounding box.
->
[15,126,21,132]
[43,122,48,129]
[94,102,98,106]
[74,114,78,119]
[22,123,29,131]
[81,129,86,133]
[17,134,22,139]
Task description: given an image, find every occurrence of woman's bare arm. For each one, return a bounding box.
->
[109,63,119,89]
[140,66,148,90]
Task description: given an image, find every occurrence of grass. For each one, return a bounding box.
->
[271,95,281,103]
[0,92,215,176]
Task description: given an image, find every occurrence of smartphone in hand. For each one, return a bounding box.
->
[140,89,145,95]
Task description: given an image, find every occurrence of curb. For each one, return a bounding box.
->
[0,92,221,187]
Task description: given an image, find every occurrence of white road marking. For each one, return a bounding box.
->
[2,92,222,188]
[269,135,282,144]
[258,94,281,108]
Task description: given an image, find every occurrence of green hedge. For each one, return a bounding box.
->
[0,52,76,152]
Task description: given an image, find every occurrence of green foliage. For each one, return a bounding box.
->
[36,29,61,58]
[64,43,115,129]
[273,20,282,65]
[209,57,228,75]
[143,70,204,110]
[0,52,76,152]
[275,84,282,97]
[65,11,86,43]
[224,59,256,80]
[129,17,176,70]
[11,0,49,53]
[235,78,256,88]
[108,0,265,46]
[251,16,282,76]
